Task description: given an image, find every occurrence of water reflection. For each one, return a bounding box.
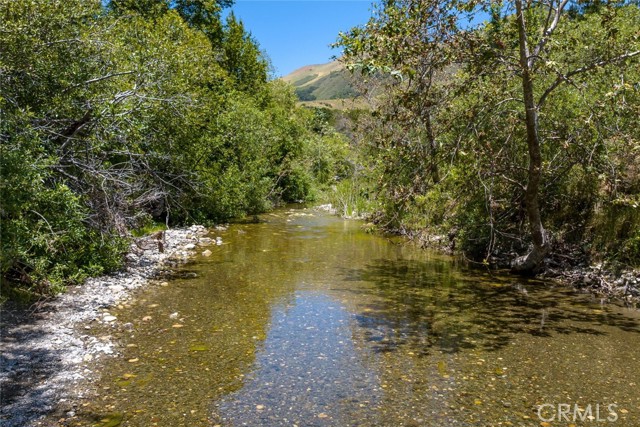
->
[73,208,640,426]
[343,259,640,354]
[215,292,382,426]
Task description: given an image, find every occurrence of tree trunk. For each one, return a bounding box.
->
[511,0,549,274]
[424,112,440,184]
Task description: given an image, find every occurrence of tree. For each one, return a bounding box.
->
[2,0,343,295]
[337,0,640,271]
[1,0,129,290]
[109,0,169,17]
[109,0,233,45]
[335,0,460,228]
[495,0,640,272]
[221,13,268,93]
[174,0,233,45]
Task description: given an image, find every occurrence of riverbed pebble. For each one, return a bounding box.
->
[0,223,210,426]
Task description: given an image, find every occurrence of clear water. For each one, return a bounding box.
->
[76,208,640,426]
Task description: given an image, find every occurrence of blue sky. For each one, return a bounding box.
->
[224,1,376,77]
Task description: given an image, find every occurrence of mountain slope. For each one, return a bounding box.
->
[282,61,359,102]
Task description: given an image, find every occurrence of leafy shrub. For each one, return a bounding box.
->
[1,1,350,299]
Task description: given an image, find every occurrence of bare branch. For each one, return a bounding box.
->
[500,173,526,190]
[43,38,82,46]
[63,71,135,92]
[531,0,570,64]
[538,50,640,107]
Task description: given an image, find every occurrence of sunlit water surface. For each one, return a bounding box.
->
[76,208,640,427]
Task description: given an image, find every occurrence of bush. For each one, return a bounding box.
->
[1,129,126,294]
[0,1,351,299]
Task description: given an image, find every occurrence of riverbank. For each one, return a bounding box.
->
[2,208,638,426]
[0,225,214,427]
[15,205,639,427]
[316,204,640,305]
[540,263,640,305]
[403,225,640,305]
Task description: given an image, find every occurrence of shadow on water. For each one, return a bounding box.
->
[340,259,640,356]
[48,208,640,427]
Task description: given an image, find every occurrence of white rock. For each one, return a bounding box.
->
[126,253,139,263]
[169,312,179,319]
[184,243,196,250]
[103,315,117,322]
[202,249,212,257]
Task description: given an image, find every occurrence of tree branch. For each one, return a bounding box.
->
[63,71,135,92]
[531,0,570,64]
[538,50,640,107]
[515,0,532,72]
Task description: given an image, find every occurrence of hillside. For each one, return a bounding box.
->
[282,61,359,102]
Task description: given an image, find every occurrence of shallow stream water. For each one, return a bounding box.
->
[76,208,640,427]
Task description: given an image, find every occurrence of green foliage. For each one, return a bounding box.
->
[221,13,268,93]
[592,201,640,267]
[109,0,169,18]
[293,74,318,87]
[1,0,346,299]
[336,0,640,266]
[293,71,359,101]
[109,0,232,43]
[296,85,319,101]
[0,125,126,292]
[329,177,375,219]
[301,108,375,217]
[131,221,168,238]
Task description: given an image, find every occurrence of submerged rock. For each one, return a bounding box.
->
[0,223,210,426]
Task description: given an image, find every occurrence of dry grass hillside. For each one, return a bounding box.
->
[282,61,360,102]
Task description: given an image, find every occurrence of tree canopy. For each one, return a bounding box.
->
[0,0,348,296]
[336,0,640,271]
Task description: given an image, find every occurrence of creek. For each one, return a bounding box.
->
[78,208,640,426]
